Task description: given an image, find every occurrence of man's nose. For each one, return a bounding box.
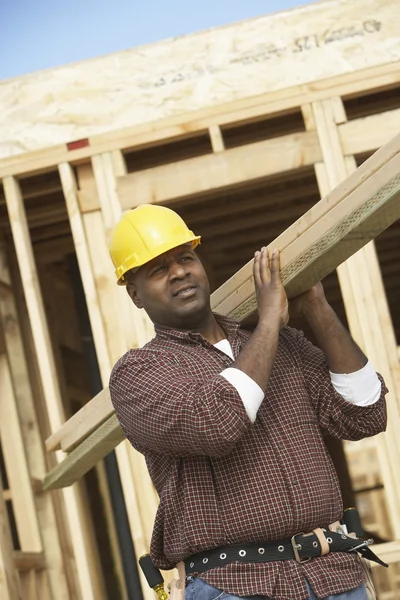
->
[169,262,187,281]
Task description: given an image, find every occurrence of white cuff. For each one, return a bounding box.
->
[329,360,381,406]
[220,368,264,423]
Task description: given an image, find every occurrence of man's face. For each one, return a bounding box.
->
[126,245,211,330]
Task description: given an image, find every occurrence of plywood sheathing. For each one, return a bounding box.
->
[1,0,399,159]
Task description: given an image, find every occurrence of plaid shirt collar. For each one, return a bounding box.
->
[154,312,241,347]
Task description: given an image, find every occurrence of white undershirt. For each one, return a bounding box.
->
[215,339,381,424]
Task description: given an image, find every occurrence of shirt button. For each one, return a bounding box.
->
[277,442,285,449]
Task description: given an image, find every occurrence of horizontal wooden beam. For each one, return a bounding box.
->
[0,61,399,179]
[76,106,400,215]
[13,551,45,572]
[43,131,400,489]
[43,415,124,490]
[339,108,400,156]
[116,131,321,208]
[46,388,112,452]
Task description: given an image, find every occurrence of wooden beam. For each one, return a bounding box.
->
[43,416,123,492]
[210,130,400,315]
[116,130,321,208]
[63,157,157,600]
[13,552,45,572]
[339,108,400,156]
[46,387,112,452]
[208,125,225,153]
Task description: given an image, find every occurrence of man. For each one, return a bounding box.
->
[109,204,387,600]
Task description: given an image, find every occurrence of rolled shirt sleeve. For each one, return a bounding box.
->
[282,327,388,441]
[215,338,264,423]
[220,367,264,423]
[329,360,382,406]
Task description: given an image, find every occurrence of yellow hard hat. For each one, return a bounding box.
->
[109,204,201,285]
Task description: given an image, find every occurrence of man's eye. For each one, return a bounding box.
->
[152,266,166,275]
[181,255,193,262]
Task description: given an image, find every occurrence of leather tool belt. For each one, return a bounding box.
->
[184,527,388,576]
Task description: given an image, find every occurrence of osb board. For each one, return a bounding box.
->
[1,0,399,159]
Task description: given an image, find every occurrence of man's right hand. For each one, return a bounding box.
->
[253,247,289,329]
[232,247,287,394]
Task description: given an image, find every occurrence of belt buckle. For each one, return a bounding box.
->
[291,533,311,563]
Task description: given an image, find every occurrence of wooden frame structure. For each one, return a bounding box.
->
[1,0,400,597]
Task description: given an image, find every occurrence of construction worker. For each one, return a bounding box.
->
[109,204,387,600]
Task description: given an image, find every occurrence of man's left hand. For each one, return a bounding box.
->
[289,282,327,320]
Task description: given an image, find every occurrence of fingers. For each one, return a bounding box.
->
[269,248,281,282]
[254,247,270,287]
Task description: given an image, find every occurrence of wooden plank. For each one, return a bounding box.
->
[210,130,400,313]
[339,108,400,156]
[46,388,112,452]
[59,162,113,386]
[213,159,400,319]
[0,354,42,551]
[89,153,158,600]
[3,176,66,431]
[43,414,124,489]
[13,552,45,572]
[2,175,101,600]
[209,125,225,153]
[0,475,20,600]
[117,130,322,208]
[0,59,398,180]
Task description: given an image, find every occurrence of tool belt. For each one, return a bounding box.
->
[184,526,388,576]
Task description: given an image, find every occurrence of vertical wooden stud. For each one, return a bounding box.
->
[3,175,103,600]
[60,160,156,600]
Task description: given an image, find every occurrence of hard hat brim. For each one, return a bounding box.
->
[116,236,201,285]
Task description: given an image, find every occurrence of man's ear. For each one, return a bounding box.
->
[126,284,143,309]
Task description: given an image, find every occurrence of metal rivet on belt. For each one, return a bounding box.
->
[190,562,194,568]
[341,535,347,539]
[313,541,318,548]
[258,548,265,554]
[220,553,226,560]
[278,545,284,552]
[239,550,246,557]
[297,544,302,550]
[327,537,333,544]
[202,558,208,564]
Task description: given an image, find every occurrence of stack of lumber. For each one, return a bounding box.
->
[42,129,400,492]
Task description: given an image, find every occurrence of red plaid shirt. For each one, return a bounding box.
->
[110,314,387,600]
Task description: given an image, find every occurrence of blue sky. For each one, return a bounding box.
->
[0,0,317,80]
